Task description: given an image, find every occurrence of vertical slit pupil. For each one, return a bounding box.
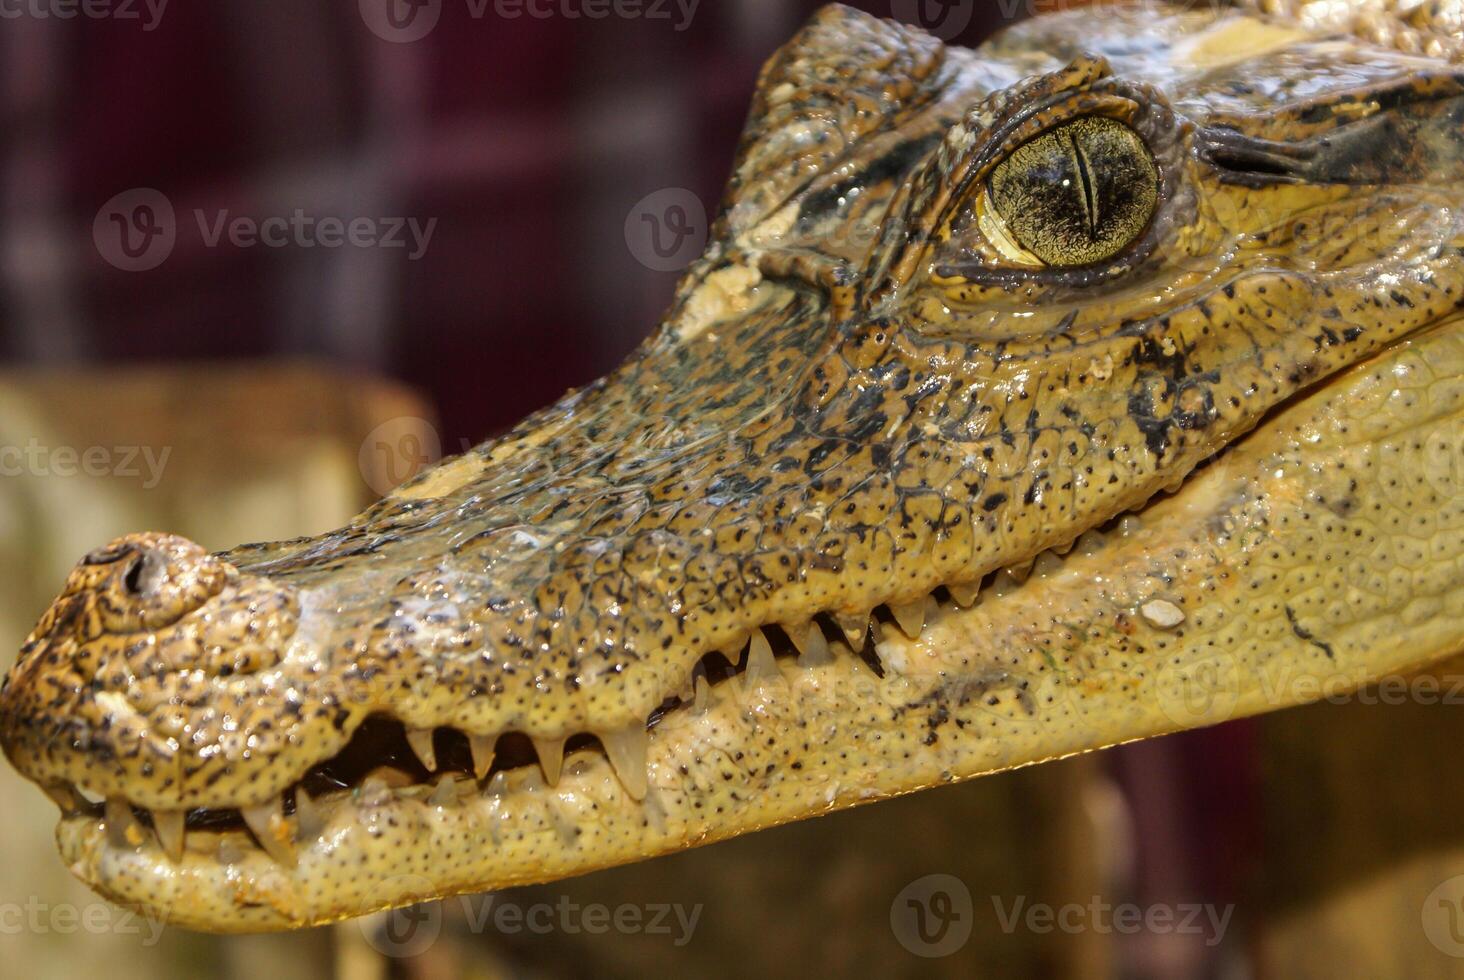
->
[1068,130,1099,240]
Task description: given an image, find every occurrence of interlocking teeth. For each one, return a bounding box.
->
[890,599,926,639]
[469,733,496,779]
[786,621,832,668]
[153,808,186,862]
[599,726,650,800]
[693,672,712,713]
[406,728,438,771]
[242,800,297,867]
[532,737,565,785]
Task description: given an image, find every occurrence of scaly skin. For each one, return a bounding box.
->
[2,1,1464,931]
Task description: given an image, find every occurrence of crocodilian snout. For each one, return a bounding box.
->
[0,531,306,813]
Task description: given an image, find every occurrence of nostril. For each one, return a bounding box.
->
[122,552,164,598]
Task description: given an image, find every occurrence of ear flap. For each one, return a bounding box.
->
[719,4,947,234]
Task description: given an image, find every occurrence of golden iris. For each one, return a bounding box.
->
[987,116,1159,267]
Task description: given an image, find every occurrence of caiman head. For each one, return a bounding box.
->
[3,1,1464,931]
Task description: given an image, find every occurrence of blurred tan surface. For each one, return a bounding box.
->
[417,754,1117,979]
[1255,654,1464,978]
[0,363,434,980]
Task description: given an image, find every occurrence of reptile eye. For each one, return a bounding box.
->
[982,116,1159,268]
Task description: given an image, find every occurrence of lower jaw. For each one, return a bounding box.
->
[58,318,1464,933]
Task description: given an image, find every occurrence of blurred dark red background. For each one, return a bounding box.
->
[0,0,1017,447]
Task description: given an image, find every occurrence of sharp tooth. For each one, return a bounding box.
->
[787,621,832,668]
[105,797,143,849]
[532,737,565,785]
[242,801,298,867]
[294,788,324,840]
[1006,559,1034,584]
[599,727,649,801]
[43,783,81,813]
[362,766,415,789]
[744,627,778,683]
[358,776,392,807]
[1033,550,1064,578]
[832,612,871,650]
[1119,514,1144,536]
[469,733,496,779]
[153,808,186,862]
[1078,529,1107,555]
[429,775,462,807]
[947,581,981,608]
[989,569,1023,597]
[693,673,711,713]
[406,728,438,771]
[890,599,925,639]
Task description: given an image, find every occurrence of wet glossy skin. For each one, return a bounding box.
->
[3,1,1464,930]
